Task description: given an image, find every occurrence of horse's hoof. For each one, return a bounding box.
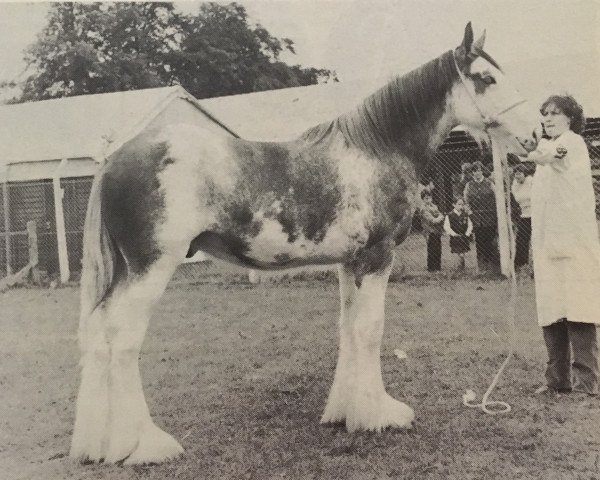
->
[123,424,184,465]
[346,394,415,432]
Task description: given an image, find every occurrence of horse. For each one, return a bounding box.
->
[70,23,537,464]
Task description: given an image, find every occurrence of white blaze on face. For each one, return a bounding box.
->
[155,124,237,253]
[450,57,536,144]
[471,57,511,110]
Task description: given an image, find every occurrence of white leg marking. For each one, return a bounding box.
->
[321,264,355,424]
[104,256,183,464]
[322,256,414,431]
[71,307,110,461]
[72,256,183,464]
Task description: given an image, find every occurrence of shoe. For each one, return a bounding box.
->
[534,385,571,396]
[571,388,599,397]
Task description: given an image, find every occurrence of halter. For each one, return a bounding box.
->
[453,52,527,131]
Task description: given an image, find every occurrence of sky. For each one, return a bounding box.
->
[1,0,599,112]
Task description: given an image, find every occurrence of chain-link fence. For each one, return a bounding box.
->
[1,130,599,285]
[0,177,92,280]
[391,129,600,281]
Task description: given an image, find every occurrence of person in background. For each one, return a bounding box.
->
[511,163,533,270]
[444,197,472,272]
[420,189,444,272]
[523,94,599,396]
[463,161,499,272]
[454,162,473,198]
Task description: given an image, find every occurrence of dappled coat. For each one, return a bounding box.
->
[530,130,600,327]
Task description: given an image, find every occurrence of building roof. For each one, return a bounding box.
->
[198,78,384,142]
[0,86,208,168]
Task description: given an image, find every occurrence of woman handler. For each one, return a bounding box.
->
[525,94,599,395]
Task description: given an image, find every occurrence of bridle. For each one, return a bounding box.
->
[453,52,528,131]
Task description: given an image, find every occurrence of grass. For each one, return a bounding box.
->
[1,239,599,479]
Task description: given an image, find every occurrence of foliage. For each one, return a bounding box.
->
[14,2,336,103]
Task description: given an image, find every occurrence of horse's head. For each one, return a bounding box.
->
[449,22,537,152]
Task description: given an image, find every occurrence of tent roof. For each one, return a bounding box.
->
[199,78,385,142]
[0,86,203,167]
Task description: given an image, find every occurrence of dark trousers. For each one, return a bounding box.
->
[427,233,442,272]
[474,225,498,269]
[514,217,531,268]
[542,319,599,394]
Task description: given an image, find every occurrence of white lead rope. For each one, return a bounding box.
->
[462,144,519,415]
[451,51,527,414]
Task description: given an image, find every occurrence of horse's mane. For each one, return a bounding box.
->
[300,50,459,158]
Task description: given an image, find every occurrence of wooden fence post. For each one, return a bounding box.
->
[490,138,512,277]
[2,181,11,276]
[53,158,70,284]
[0,220,40,292]
[27,220,40,284]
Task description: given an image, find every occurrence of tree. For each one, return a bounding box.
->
[169,2,335,98]
[14,2,336,103]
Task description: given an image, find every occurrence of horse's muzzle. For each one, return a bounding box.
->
[516,136,538,153]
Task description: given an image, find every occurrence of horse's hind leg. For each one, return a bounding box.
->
[102,254,183,464]
[322,256,414,431]
[72,253,183,464]
[71,304,111,462]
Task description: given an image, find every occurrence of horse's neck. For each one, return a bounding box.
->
[345,98,455,169]
[338,52,458,168]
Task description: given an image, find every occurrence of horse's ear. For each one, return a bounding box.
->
[456,22,475,68]
[461,22,474,52]
[472,30,486,54]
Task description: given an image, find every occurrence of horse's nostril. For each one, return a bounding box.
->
[518,137,537,152]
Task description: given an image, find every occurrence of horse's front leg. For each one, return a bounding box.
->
[321,255,414,431]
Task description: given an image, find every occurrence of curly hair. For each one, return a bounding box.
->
[540,94,586,134]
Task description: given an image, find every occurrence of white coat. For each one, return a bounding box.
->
[529,130,600,327]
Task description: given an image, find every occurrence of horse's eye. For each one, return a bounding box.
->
[482,76,496,85]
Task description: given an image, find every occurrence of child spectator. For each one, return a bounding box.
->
[420,189,445,272]
[444,197,473,271]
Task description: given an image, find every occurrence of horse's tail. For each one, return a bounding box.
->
[79,168,124,327]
